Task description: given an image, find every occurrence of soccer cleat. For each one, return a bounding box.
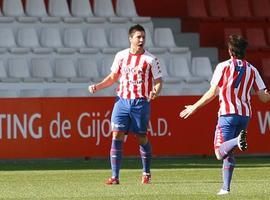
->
[106,177,120,185]
[238,130,247,151]
[217,189,230,195]
[141,173,151,184]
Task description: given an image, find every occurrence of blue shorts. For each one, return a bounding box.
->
[111,97,150,135]
[214,114,250,149]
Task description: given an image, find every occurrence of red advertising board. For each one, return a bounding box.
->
[0,96,269,158]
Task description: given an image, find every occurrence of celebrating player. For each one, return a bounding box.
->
[88,24,163,184]
[180,35,270,195]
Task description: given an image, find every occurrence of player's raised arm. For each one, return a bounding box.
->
[88,72,119,94]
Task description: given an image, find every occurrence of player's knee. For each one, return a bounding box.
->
[136,135,148,145]
[215,149,223,160]
[112,132,125,141]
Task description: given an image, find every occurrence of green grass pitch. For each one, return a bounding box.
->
[0,156,269,199]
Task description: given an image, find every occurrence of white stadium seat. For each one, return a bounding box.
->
[154,28,177,48]
[7,58,42,82]
[0,89,18,98]
[100,56,114,78]
[93,0,128,23]
[43,88,67,97]
[25,0,48,17]
[31,58,54,81]
[3,0,24,17]
[67,88,91,97]
[17,28,40,48]
[0,28,16,49]
[0,60,19,82]
[160,86,183,96]
[48,0,83,23]
[7,58,31,79]
[3,0,37,22]
[17,28,53,54]
[116,0,151,23]
[63,28,86,48]
[0,4,14,22]
[48,0,71,17]
[0,28,29,54]
[167,57,205,83]
[86,28,118,54]
[40,28,62,48]
[20,89,43,97]
[40,28,76,54]
[25,0,60,22]
[77,58,101,82]
[54,58,77,82]
[191,57,213,81]
[54,58,91,83]
[109,28,129,48]
[63,28,98,54]
[154,28,190,54]
[70,0,106,23]
[159,58,182,84]
[144,28,166,53]
[0,60,8,80]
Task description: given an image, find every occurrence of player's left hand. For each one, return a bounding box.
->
[179,105,196,119]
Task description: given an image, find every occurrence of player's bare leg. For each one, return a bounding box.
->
[136,135,152,184]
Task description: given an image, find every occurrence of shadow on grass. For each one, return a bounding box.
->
[0,156,270,171]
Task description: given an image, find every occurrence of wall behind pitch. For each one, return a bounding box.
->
[0,96,269,159]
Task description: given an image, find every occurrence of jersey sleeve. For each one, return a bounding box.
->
[151,57,162,79]
[253,67,266,92]
[110,52,121,74]
[210,63,224,87]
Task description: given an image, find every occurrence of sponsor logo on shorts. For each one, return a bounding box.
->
[111,122,125,129]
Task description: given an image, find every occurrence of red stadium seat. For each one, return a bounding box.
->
[207,0,230,18]
[251,0,270,19]
[230,0,252,18]
[262,58,270,77]
[246,28,268,49]
[265,28,270,45]
[261,58,270,87]
[187,0,208,18]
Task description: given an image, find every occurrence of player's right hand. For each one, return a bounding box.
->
[179,105,196,119]
[88,85,97,94]
[148,90,158,102]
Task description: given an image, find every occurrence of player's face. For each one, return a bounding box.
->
[129,31,145,53]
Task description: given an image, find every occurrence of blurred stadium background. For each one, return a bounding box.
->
[0,0,269,198]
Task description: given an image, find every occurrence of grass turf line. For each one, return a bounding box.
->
[0,157,269,199]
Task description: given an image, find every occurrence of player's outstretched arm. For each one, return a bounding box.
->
[257,89,270,103]
[179,85,218,119]
[88,72,119,94]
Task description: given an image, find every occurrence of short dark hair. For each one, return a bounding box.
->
[227,34,248,59]
[128,24,145,37]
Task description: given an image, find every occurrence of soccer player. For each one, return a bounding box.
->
[88,24,162,184]
[179,35,270,195]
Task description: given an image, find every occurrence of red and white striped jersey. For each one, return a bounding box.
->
[111,48,162,99]
[211,58,266,117]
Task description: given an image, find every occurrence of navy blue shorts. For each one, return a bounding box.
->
[111,97,150,135]
[214,114,250,149]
